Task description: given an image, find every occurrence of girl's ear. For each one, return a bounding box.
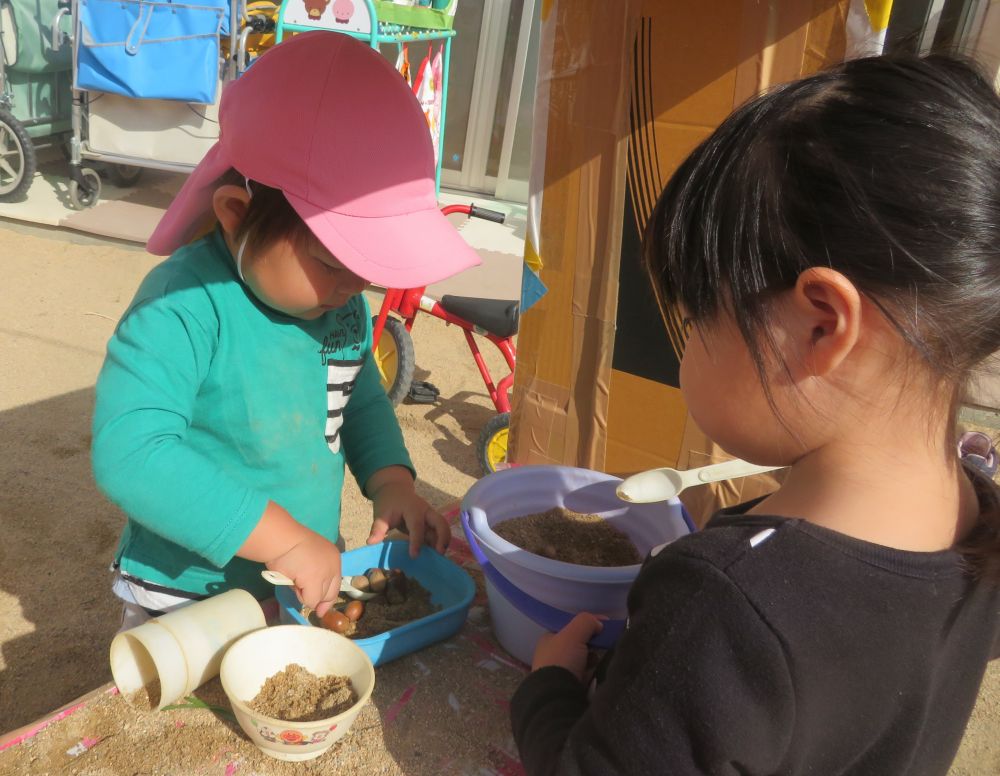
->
[789,267,862,378]
[211,185,251,237]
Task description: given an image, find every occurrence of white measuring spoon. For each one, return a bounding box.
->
[616,459,784,504]
[260,569,376,601]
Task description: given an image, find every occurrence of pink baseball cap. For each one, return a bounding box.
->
[147,31,481,288]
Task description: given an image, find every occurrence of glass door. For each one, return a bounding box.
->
[385,0,538,201]
[485,0,539,202]
[885,0,989,54]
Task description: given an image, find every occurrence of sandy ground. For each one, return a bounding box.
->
[0,219,997,772]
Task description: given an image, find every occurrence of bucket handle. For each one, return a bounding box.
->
[460,511,625,651]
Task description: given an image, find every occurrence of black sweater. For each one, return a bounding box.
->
[510,508,1000,775]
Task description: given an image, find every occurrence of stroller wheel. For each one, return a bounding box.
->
[372,315,414,406]
[106,164,143,188]
[0,109,36,201]
[69,167,101,210]
[477,412,510,475]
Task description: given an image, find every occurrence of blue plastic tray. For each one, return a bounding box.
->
[277,541,475,666]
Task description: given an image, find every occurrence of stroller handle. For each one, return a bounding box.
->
[52,7,71,49]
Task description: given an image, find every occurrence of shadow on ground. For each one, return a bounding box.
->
[0,388,122,731]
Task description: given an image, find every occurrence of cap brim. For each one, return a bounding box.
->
[287,194,483,289]
[146,143,232,256]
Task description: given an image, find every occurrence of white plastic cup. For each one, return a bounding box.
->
[110,589,266,710]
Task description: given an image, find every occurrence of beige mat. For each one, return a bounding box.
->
[0,155,184,243]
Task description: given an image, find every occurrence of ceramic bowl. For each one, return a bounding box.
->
[220,625,375,762]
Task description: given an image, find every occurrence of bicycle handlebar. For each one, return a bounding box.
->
[469,205,506,224]
[441,203,506,225]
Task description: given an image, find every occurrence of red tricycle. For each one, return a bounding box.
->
[371,203,518,474]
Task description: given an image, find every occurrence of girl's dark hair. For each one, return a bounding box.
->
[643,54,1000,577]
[214,168,310,250]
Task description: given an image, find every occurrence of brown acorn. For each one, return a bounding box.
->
[348,574,370,593]
[365,567,388,593]
[344,600,365,622]
[321,609,351,634]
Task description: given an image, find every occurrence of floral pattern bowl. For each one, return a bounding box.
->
[220,625,375,762]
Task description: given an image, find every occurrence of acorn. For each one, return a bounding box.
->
[347,574,371,593]
[364,567,389,593]
[344,600,365,622]
[320,609,351,634]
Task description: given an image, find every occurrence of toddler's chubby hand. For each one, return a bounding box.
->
[366,466,450,557]
[266,532,342,618]
[532,612,605,682]
[238,500,343,617]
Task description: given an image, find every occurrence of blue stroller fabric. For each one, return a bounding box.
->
[75,0,230,103]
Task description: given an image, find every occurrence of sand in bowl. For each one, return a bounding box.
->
[495,506,642,566]
[249,663,357,722]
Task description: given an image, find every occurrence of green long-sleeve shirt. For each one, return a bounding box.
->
[92,230,412,599]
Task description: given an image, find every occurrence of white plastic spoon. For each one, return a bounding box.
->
[616,459,784,504]
[260,569,376,601]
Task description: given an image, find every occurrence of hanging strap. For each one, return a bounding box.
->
[124,2,155,55]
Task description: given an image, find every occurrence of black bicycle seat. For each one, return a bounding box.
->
[439,295,520,338]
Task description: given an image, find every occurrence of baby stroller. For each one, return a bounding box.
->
[63,0,243,209]
[0,0,73,200]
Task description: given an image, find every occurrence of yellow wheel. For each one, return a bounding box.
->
[374,327,397,386]
[372,316,414,405]
[477,412,510,475]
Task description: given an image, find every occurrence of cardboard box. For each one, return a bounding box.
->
[511,0,849,524]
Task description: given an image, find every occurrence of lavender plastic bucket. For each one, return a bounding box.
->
[461,465,693,619]
[460,510,625,656]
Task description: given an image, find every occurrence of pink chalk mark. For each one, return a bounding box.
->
[446,540,476,567]
[464,632,527,673]
[384,685,417,727]
[0,701,84,752]
[0,686,118,752]
[66,736,104,757]
[225,762,240,776]
[488,745,526,776]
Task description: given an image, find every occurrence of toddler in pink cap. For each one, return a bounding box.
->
[91,32,480,628]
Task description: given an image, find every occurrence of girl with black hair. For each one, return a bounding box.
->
[511,54,1000,776]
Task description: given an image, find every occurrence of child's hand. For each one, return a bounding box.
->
[532,612,605,682]
[238,501,343,617]
[266,531,343,618]
[365,466,450,557]
[236,501,340,617]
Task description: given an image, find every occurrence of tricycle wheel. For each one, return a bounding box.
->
[372,315,414,406]
[69,167,101,209]
[0,109,36,201]
[477,412,510,475]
